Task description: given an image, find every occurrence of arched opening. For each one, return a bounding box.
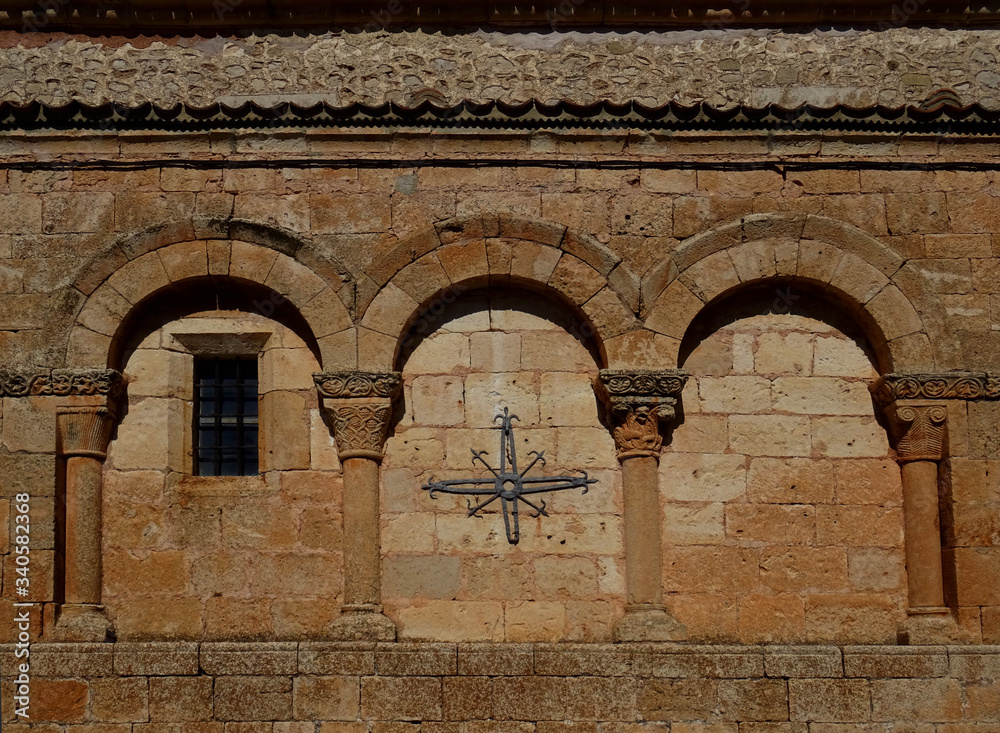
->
[100,275,341,640]
[666,278,904,643]
[679,278,891,375]
[381,284,622,643]
[396,281,605,373]
[109,276,321,372]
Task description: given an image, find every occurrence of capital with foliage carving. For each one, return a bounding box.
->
[596,369,689,460]
[314,371,402,461]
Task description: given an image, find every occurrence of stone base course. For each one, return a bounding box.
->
[4,642,1000,726]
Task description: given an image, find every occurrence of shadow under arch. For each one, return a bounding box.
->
[109,276,321,372]
[394,277,607,373]
[678,277,890,376]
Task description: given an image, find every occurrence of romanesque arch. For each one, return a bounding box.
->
[356,214,643,370]
[62,219,354,369]
[641,213,953,373]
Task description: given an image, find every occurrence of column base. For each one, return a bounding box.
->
[50,604,111,642]
[613,604,687,642]
[329,604,397,641]
[898,608,959,645]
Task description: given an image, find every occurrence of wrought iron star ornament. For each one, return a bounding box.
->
[422,408,598,544]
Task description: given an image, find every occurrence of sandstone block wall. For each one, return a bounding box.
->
[3,643,1000,728]
[382,293,621,643]
[3,127,1000,644]
[665,312,907,644]
[101,311,343,640]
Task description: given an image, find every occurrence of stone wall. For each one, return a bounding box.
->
[3,126,1000,649]
[383,293,621,643]
[3,642,1000,727]
[102,310,343,640]
[666,311,907,644]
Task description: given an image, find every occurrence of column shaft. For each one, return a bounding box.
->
[341,456,382,609]
[596,369,688,641]
[54,400,119,642]
[901,460,946,610]
[314,371,402,641]
[621,454,663,607]
[64,456,104,605]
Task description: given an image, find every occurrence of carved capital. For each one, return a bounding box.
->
[57,406,116,459]
[316,371,402,461]
[871,372,1000,403]
[596,369,689,459]
[884,400,949,463]
[0,368,125,398]
[314,371,402,399]
[324,400,394,461]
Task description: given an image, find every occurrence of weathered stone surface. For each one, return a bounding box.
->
[200,642,298,675]
[214,676,294,721]
[149,676,214,721]
[361,676,443,721]
[293,676,360,721]
[788,679,870,722]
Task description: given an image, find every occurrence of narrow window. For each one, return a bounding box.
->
[194,357,259,476]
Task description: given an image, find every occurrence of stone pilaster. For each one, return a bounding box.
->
[315,371,402,641]
[596,369,688,642]
[49,369,125,642]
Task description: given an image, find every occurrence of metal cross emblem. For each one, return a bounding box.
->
[422,408,598,544]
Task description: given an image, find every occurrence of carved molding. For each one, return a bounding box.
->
[885,401,949,463]
[871,372,1000,403]
[316,371,402,460]
[596,369,689,460]
[57,406,116,459]
[314,371,402,400]
[0,369,125,398]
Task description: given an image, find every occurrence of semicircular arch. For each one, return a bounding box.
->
[641,213,953,372]
[357,215,645,371]
[64,239,353,370]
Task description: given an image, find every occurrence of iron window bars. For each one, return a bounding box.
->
[193,357,259,476]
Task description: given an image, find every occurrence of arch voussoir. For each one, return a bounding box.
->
[642,212,949,372]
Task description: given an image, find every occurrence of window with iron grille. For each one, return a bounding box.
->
[194,357,259,476]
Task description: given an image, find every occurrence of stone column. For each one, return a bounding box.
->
[315,371,402,641]
[597,369,688,642]
[55,400,118,641]
[883,400,950,614]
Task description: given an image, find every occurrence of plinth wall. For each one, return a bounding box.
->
[2,642,1000,727]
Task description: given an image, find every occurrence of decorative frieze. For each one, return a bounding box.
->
[314,371,402,400]
[596,369,688,459]
[0,368,125,398]
[871,372,1000,404]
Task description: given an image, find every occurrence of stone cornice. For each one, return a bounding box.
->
[0,368,125,398]
[870,372,1000,404]
[313,372,402,400]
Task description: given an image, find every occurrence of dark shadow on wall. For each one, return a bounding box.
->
[109,276,321,372]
